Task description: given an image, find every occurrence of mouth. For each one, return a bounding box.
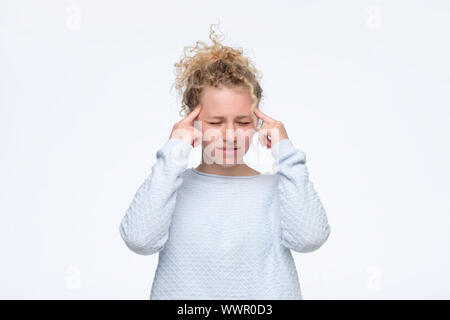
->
[217,146,240,154]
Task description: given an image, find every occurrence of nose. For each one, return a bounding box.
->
[222,126,237,146]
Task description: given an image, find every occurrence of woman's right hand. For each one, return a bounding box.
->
[169,105,203,148]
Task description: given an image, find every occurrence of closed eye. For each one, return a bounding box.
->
[207,122,251,125]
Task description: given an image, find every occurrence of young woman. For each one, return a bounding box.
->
[119,24,331,300]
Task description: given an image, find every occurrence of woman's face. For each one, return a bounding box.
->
[196,85,258,167]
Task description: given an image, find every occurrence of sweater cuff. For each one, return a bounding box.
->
[161,138,193,165]
[270,138,295,160]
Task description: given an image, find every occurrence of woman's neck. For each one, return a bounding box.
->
[195,163,261,177]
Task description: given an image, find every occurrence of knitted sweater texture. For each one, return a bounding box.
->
[119,138,331,299]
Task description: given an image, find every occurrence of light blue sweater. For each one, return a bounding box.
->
[119,138,331,299]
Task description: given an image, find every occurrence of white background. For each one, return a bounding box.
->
[1,0,449,299]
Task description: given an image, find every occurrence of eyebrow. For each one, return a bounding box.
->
[207,116,252,120]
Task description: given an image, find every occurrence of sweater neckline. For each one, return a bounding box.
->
[190,167,265,179]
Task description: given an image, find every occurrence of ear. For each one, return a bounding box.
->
[256,118,263,130]
[251,114,259,129]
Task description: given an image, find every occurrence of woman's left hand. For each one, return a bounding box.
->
[253,107,289,149]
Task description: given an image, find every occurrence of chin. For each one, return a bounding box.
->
[219,157,246,167]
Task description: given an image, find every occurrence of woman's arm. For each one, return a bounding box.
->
[271,139,331,253]
[119,138,192,255]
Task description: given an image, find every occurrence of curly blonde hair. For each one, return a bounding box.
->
[171,21,263,117]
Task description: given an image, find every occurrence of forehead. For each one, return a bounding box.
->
[200,86,254,117]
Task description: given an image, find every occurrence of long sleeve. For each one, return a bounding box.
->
[119,138,193,255]
[271,139,331,253]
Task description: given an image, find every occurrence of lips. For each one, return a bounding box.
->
[220,147,239,150]
[217,146,240,154]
